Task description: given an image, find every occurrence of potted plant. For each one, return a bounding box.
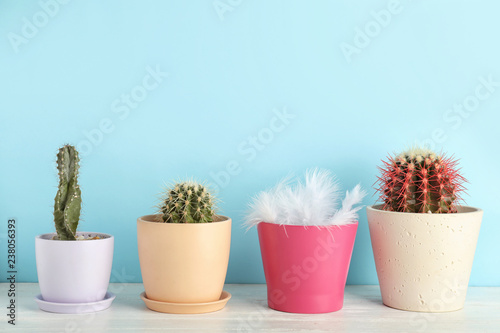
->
[245,169,366,314]
[35,145,114,314]
[367,146,483,312]
[137,180,232,314]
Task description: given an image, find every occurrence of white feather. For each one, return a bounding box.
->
[329,184,367,226]
[303,168,340,225]
[244,169,365,228]
[244,174,292,229]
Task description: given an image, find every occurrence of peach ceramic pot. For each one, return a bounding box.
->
[257,222,358,314]
[137,215,231,303]
[35,232,114,304]
[367,205,482,312]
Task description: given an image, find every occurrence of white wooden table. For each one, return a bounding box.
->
[1,284,499,332]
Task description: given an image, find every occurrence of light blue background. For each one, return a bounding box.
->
[1,0,498,286]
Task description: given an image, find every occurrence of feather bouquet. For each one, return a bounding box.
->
[245,169,366,228]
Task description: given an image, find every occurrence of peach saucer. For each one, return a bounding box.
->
[140,291,231,314]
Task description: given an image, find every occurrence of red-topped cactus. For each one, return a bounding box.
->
[375,147,466,213]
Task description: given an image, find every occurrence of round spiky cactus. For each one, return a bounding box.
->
[159,181,217,223]
[375,147,466,213]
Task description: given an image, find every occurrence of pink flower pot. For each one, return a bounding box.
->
[35,232,114,304]
[257,222,358,313]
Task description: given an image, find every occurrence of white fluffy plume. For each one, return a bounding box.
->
[245,169,366,228]
[328,184,367,226]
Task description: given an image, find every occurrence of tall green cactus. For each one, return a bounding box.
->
[53,145,81,240]
[159,181,217,223]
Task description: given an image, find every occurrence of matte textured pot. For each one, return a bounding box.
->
[137,215,231,303]
[367,205,482,312]
[257,222,358,314]
[35,232,114,303]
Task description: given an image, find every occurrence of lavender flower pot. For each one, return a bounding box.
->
[35,232,114,304]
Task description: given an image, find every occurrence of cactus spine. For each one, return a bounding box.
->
[160,181,217,223]
[53,145,81,240]
[376,147,466,213]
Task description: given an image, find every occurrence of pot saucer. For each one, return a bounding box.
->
[35,292,116,314]
[140,291,231,314]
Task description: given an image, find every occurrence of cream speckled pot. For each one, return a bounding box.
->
[367,205,482,312]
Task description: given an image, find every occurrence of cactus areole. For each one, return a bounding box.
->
[375,147,466,213]
[53,145,82,240]
[159,181,217,223]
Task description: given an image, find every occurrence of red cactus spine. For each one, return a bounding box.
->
[376,148,466,213]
